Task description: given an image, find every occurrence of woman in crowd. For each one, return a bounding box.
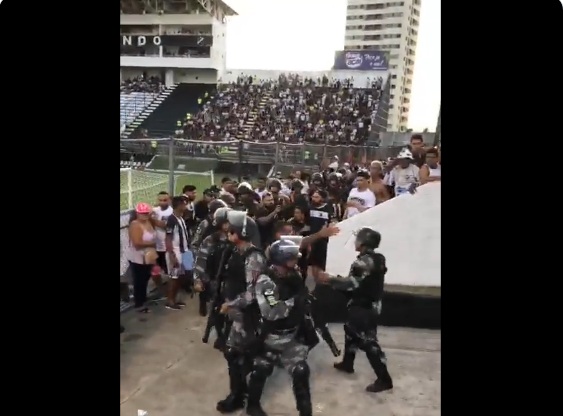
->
[126,202,158,313]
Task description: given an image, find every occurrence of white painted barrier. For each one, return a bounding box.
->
[326,182,441,287]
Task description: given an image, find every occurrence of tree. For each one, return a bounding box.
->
[423,127,429,133]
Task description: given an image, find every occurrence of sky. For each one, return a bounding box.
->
[224,0,440,131]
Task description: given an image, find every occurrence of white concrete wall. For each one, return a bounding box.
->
[326,182,440,287]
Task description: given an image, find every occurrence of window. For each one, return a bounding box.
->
[389,104,394,109]
[391,74,397,79]
[366,3,385,10]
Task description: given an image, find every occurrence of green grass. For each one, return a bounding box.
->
[120,171,216,211]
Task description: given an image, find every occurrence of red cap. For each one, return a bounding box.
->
[135,202,152,214]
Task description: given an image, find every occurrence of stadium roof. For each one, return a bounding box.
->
[219,0,238,16]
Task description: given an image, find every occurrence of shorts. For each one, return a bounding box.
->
[156,251,168,274]
[308,240,327,270]
[166,251,183,280]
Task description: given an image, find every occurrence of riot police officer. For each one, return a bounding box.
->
[246,239,312,416]
[194,207,232,347]
[216,210,267,413]
[191,199,228,251]
[192,199,229,316]
[318,227,393,393]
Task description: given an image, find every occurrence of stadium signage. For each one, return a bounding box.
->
[122,35,162,47]
[120,35,213,48]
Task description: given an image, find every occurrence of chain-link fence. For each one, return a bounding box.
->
[120,138,407,171]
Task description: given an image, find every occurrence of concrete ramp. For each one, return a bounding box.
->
[120,301,440,416]
[327,183,441,288]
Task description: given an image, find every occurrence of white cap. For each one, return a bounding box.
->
[397,148,413,159]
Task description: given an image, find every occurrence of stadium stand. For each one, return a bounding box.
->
[124,73,385,145]
[176,73,384,145]
[120,77,165,130]
[128,83,214,138]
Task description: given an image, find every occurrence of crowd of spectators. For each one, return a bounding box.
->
[120,76,164,94]
[177,72,384,146]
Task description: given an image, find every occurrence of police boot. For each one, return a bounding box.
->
[246,358,272,416]
[292,361,313,416]
[217,350,246,413]
[246,379,268,416]
[365,345,393,393]
[333,339,355,373]
[213,336,226,352]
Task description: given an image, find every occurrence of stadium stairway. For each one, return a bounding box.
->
[121,85,178,139]
[237,90,272,140]
[128,83,212,138]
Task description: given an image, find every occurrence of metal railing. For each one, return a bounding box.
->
[121,137,407,173]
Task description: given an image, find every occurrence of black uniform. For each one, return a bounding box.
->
[330,228,393,393]
[308,203,333,270]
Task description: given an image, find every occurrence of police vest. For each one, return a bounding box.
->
[223,246,264,301]
[206,236,232,283]
[263,268,306,331]
[349,251,387,309]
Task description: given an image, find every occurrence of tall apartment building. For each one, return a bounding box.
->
[344,0,421,132]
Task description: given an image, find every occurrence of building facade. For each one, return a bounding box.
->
[120,0,237,85]
[344,0,421,132]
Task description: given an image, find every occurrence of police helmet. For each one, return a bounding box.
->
[327,172,339,182]
[269,239,302,266]
[354,227,381,249]
[226,210,258,241]
[209,199,227,216]
[213,207,232,226]
[311,172,323,184]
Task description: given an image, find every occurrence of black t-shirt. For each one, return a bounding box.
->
[255,206,276,249]
[308,203,333,234]
[194,200,208,221]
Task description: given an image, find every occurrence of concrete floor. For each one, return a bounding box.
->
[120,299,440,416]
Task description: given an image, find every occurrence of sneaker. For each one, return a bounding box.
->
[176,301,186,307]
[165,303,182,310]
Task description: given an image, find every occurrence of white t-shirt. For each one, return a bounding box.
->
[346,187,376,218]
[153,206,173,251]
[385,165,420,196]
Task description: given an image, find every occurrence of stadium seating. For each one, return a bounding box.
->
[177,73,384,145]
[120,92,158,128]
[129,83,214,138]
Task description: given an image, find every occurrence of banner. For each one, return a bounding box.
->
[333,50,389,71]
[120,35,213,48]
